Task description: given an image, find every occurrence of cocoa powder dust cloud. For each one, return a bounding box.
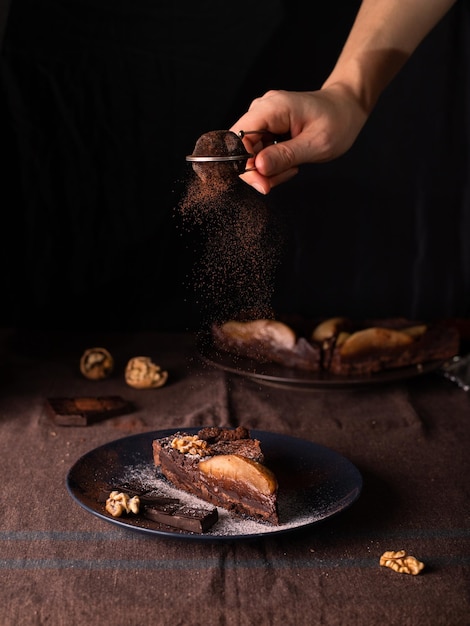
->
[178,131,284,329]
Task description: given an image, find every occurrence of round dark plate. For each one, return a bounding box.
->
[199,338,444,389]
[66,428,362,541]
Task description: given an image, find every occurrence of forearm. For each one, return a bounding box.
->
[322,0,458,112]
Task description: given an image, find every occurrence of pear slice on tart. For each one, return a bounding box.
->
[199,454,278,496]
[339,327,414,357]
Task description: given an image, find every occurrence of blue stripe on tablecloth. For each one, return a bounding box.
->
[1,528,469,542]
[0,556,468,570]
[0,529,468,571]
[0,530,127,541]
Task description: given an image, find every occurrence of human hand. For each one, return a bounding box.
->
[230,87,369,194]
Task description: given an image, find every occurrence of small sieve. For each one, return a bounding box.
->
[186,130,279,172]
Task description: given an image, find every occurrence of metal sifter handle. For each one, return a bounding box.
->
[185,153,253,163]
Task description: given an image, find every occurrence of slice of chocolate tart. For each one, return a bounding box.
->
[325,319,460,376]
[212,319,321,372]
[152,427,279,524]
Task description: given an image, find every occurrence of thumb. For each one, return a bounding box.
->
[255,137,309,176]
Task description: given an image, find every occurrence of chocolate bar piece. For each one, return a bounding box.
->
[45,396,133,426]
[144,502,219,534]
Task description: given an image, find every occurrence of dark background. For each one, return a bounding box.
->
[0,0,469,331]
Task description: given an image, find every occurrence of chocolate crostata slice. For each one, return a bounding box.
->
[212,319,321,372]
[319,318,460,375]
[152,426,279,524]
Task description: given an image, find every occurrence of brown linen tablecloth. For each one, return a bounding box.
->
[0,328,469,626]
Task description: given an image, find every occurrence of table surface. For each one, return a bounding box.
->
[1,328,469,626]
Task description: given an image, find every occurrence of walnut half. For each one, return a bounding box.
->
[80,347,114,380]
[125,356,168,389]
[380,550,425,575]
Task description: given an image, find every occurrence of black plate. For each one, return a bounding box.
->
[199,338,444,389]
[66,428,362,541]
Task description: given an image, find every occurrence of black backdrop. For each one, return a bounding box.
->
[1,0,469,331]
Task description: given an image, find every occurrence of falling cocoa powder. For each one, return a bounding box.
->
[178,131,283,327]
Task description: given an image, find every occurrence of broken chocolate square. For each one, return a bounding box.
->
[45,396,134,426]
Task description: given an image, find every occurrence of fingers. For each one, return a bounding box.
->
[255,140,299,174]
[229,87,369,193]
[230,92,291,149]
[228,137,300,194]
[227,127,299,193]
[239,164,299,195]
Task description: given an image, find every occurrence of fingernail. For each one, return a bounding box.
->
[252,183,267,195]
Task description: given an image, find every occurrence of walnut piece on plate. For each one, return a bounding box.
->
[105,491,140,517]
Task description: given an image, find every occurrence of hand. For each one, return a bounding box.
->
[230,86,369,194]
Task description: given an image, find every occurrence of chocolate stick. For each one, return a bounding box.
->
[144,503,219,534]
